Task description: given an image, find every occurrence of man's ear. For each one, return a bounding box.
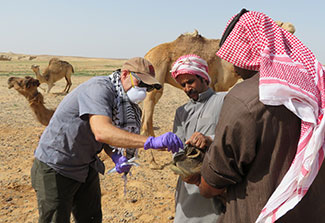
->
[120,70,132,92]
[120,70,131,86]
[120,70,129,81]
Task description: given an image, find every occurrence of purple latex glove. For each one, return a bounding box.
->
[111,153,131,174]
[144,132,183,153]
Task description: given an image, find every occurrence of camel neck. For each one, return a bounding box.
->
[28,92,42,105]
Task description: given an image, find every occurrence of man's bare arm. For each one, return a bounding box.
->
[89,114,148,149]
[199,176,225,198]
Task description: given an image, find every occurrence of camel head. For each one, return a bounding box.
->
[281,22,295,34]
[8,76,40,98]
[31,64,40,74]
[275,21,296,34]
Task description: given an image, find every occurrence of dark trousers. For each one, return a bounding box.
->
[31,159,102,223]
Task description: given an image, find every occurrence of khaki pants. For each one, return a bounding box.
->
[31,159,102,223]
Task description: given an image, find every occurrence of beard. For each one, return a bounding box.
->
[186,89,198,99]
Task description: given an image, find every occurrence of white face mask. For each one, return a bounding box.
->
[127,86,147,104]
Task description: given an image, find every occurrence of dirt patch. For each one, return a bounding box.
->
[0,74,188,223]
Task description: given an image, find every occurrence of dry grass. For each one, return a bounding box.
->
[0,52,127,76]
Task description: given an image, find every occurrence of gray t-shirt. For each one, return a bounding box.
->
[173,88,226,223]
[34,76,116,182]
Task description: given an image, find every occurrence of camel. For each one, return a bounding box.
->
[141,30,240,137]
[8,76,138,166]
[141,21,296,137]
[31,58,74,93]
[8,76,54,126]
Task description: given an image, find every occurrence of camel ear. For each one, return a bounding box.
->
[31,64,39,69]
[35,80,40,87]
[24,76,40,88]
[7,77,15,89]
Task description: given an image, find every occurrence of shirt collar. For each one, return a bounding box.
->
[190,88,214,103]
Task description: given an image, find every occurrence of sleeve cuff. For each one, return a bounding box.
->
[201,155,237,189]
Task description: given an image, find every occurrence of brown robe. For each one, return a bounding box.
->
[201,74,325,223]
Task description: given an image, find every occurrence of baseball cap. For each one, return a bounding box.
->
[122,57,161,89]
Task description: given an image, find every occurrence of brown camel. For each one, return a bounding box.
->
[142,23,296,168]
[141,21,296,137]
[141,30,240,137]
[8,76,136,164]
[31,58,74,93]
[8,76,54,126]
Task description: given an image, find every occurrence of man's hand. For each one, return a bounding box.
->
[185,132,212,149]
[144,132,183,153]
[110,153,132,174]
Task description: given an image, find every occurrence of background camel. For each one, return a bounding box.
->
[8,76,54,126]
[141,30,239,137]
[141,22,296,137]
[7,76,135,161]
[31,58,74,93]
[7,75,173,169]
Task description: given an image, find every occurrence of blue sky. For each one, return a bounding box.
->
[1,0,325,62]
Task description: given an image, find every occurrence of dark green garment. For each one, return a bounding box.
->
[31,159,102,223]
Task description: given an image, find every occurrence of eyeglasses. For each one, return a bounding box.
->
[130,72,161,92]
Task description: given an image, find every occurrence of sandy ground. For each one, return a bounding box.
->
[0,75,188,223]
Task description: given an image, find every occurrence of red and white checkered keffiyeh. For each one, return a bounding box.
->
[171,54,211,84]
[217,11,325,223]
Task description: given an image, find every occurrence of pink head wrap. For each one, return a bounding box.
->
[217,10,325,223]
[171,54,211,84]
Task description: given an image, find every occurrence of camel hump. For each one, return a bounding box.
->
[47,58,73,73]
[49,57,60,64]
[179,29,202,39]
[60,60,74,73]
[175,29,207,44]
[183,29,199,37]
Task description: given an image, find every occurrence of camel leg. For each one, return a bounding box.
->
[47,83,54,93]
[141,87,165,169]
[143,74,182,169]
[63,74,72,93]
[62,78,68,93]
[140,61,181,169]
[141,87,164,137]
[66,81,72,93]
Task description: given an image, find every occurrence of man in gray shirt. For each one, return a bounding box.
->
[31,57,183,223]
[170,54,226,223]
